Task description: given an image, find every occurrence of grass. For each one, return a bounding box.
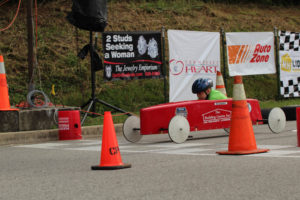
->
[80,112,130,126]
[260,99,300,109]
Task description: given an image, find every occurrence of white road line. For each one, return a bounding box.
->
[258,145,294,149]
[247,150,300,157]
[16,143,66,149]
[66,146,100,151]
[156,148,214,155]
[142,143,212,148]
[14,141,300,158]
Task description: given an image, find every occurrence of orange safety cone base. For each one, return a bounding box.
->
[91,163,131,170]
[0,108,19,111]
[217,148,269,155]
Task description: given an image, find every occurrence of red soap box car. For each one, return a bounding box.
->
[123,99,286,143]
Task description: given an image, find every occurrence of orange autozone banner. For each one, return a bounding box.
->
[226,32,276,76]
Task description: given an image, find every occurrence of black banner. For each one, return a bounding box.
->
[103,31,162,80]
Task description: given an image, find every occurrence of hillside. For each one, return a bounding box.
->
[0,0,300,113]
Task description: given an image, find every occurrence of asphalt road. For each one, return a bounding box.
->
[1,121,300,200]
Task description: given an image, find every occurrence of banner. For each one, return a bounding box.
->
[168,30,220,102]
[226,32,276,76]
[279,30,300,98]
[103,31,162,80]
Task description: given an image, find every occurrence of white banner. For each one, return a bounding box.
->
[279,30,300,98]
[226,32,276,76]
[168,30,220,102]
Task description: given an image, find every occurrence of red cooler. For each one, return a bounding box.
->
[58,110,82,140]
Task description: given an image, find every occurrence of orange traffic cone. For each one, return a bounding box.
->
[216,71,227,96]
[0,55,18,111]
[91,111,131,170]
[217,76,269,155]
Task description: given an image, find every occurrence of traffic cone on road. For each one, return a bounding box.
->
[0,55,18,111]
[216,71,227,96]
[217,76,269,155]
[91,111,131,170]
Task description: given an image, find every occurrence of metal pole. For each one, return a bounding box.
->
[220,28,227,89]
[162,27,167,103]
[27,0,35,92]
[94,32,98,49]
[90,31,96,112]
[274,27,281,100]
